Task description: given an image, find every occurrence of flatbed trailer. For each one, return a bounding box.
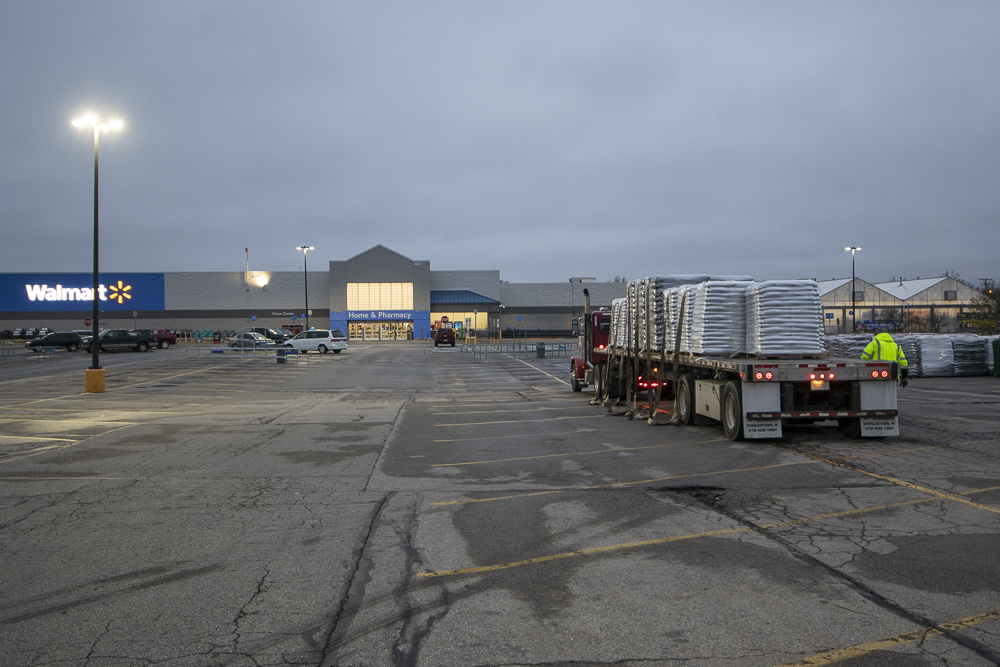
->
[571,288,899,441]
[596,345,898,440]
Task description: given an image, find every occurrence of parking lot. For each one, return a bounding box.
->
[1,343,999,666]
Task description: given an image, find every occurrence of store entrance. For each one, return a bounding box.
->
[348,322,413,341]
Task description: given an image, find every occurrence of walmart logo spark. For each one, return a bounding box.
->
[108,281,132,304]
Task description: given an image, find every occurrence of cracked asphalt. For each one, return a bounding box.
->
[1,343,999,666]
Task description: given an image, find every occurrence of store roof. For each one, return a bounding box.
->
[874,277,946,300]
[430,290,500,304]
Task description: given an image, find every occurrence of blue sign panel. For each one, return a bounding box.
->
[0,273,166,312]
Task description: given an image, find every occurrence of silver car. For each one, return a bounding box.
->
[229,332,274,348]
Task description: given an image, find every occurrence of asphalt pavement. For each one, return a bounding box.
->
[1,342,999,666]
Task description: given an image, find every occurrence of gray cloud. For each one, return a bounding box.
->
[2,1,998,286]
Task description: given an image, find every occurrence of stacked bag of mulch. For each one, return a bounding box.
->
[745,280,825,356]
[894,335,922,378]
[687,281,755,355]
[915,335,955,377]
[986,336,1000,375]
[609,298,627,348]
[951,335,988,376]
[824,335,871,359]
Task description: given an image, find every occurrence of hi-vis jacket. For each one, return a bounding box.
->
[861,332,908,367]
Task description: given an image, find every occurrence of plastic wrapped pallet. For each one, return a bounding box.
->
[608,298,627,348]
[824,334,871,359]
[686,281,753,355]
[626,275,753,353]
[916,335,955,377]
[894,335,922,378]
[745,280,825,355]
[951,334,988,376]
[986,336,1000,374]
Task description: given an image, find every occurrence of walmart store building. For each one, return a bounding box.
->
[0,246,626,339]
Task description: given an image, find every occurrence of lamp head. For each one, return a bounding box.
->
[71,114,123,132]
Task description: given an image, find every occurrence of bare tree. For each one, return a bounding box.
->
[965,290,1000,334]
[609,275,628,283]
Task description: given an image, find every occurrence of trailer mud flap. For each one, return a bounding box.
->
[861,416,899,437]
[744,419,782,439]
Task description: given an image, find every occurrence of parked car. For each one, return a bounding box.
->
[229,332,274,348]
[12,328,23,339]
[434,328,456,347]
[25,332,83,352]
[82,329,155,353]
[24,328,36,339]
[134,329,178,349]
[244,327,288,343]
[284,329,347,354]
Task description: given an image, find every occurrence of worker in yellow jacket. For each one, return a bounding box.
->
[861,332,909,387]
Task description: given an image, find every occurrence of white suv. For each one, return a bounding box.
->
[284,329,348,354]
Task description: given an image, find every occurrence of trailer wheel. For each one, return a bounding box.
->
[838,417,863,439]
[722,381,744,441]
[675,374,696,425]
[570,363,582,392]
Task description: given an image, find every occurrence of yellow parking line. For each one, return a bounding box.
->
[430,438,727,467]
[805,453,1000,516]
[0,366,225,408]
[0,435,79,442]
[419,496,934,578]
[0,476,143,481]
[437,414,605,427]
[429,458,811,504]
[772,606,1000,666]
[434,406,596,415]
[434,428,613,443]
[427,444,1000,508]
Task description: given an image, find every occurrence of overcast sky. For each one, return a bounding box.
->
[2,1,998,286]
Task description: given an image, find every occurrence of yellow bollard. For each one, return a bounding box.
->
[85,368,106,393]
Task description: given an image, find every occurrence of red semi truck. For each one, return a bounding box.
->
[570,286,899,441]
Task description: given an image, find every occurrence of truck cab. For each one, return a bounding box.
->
[570,302,611,392]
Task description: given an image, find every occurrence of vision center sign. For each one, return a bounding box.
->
[0,273,166,312]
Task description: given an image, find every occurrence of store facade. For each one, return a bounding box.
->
[0,245,619,339]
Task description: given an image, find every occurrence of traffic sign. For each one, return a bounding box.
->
[441,316,449,323]
[84,318,92,326]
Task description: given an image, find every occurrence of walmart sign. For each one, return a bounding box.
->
[0,273,165,312]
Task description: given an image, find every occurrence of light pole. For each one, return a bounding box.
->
[296,246,314,330]
[72,114,122,392]
[845,246,862,333]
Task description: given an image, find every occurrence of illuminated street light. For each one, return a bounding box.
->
[845,246,862,333]
[72,113,123,392]
[296,246,314,330]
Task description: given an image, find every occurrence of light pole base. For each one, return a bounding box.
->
[86,368,106,393]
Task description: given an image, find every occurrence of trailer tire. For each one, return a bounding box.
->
[722,381,744,441]
[838,417,863,439]
[675,374,696,425]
